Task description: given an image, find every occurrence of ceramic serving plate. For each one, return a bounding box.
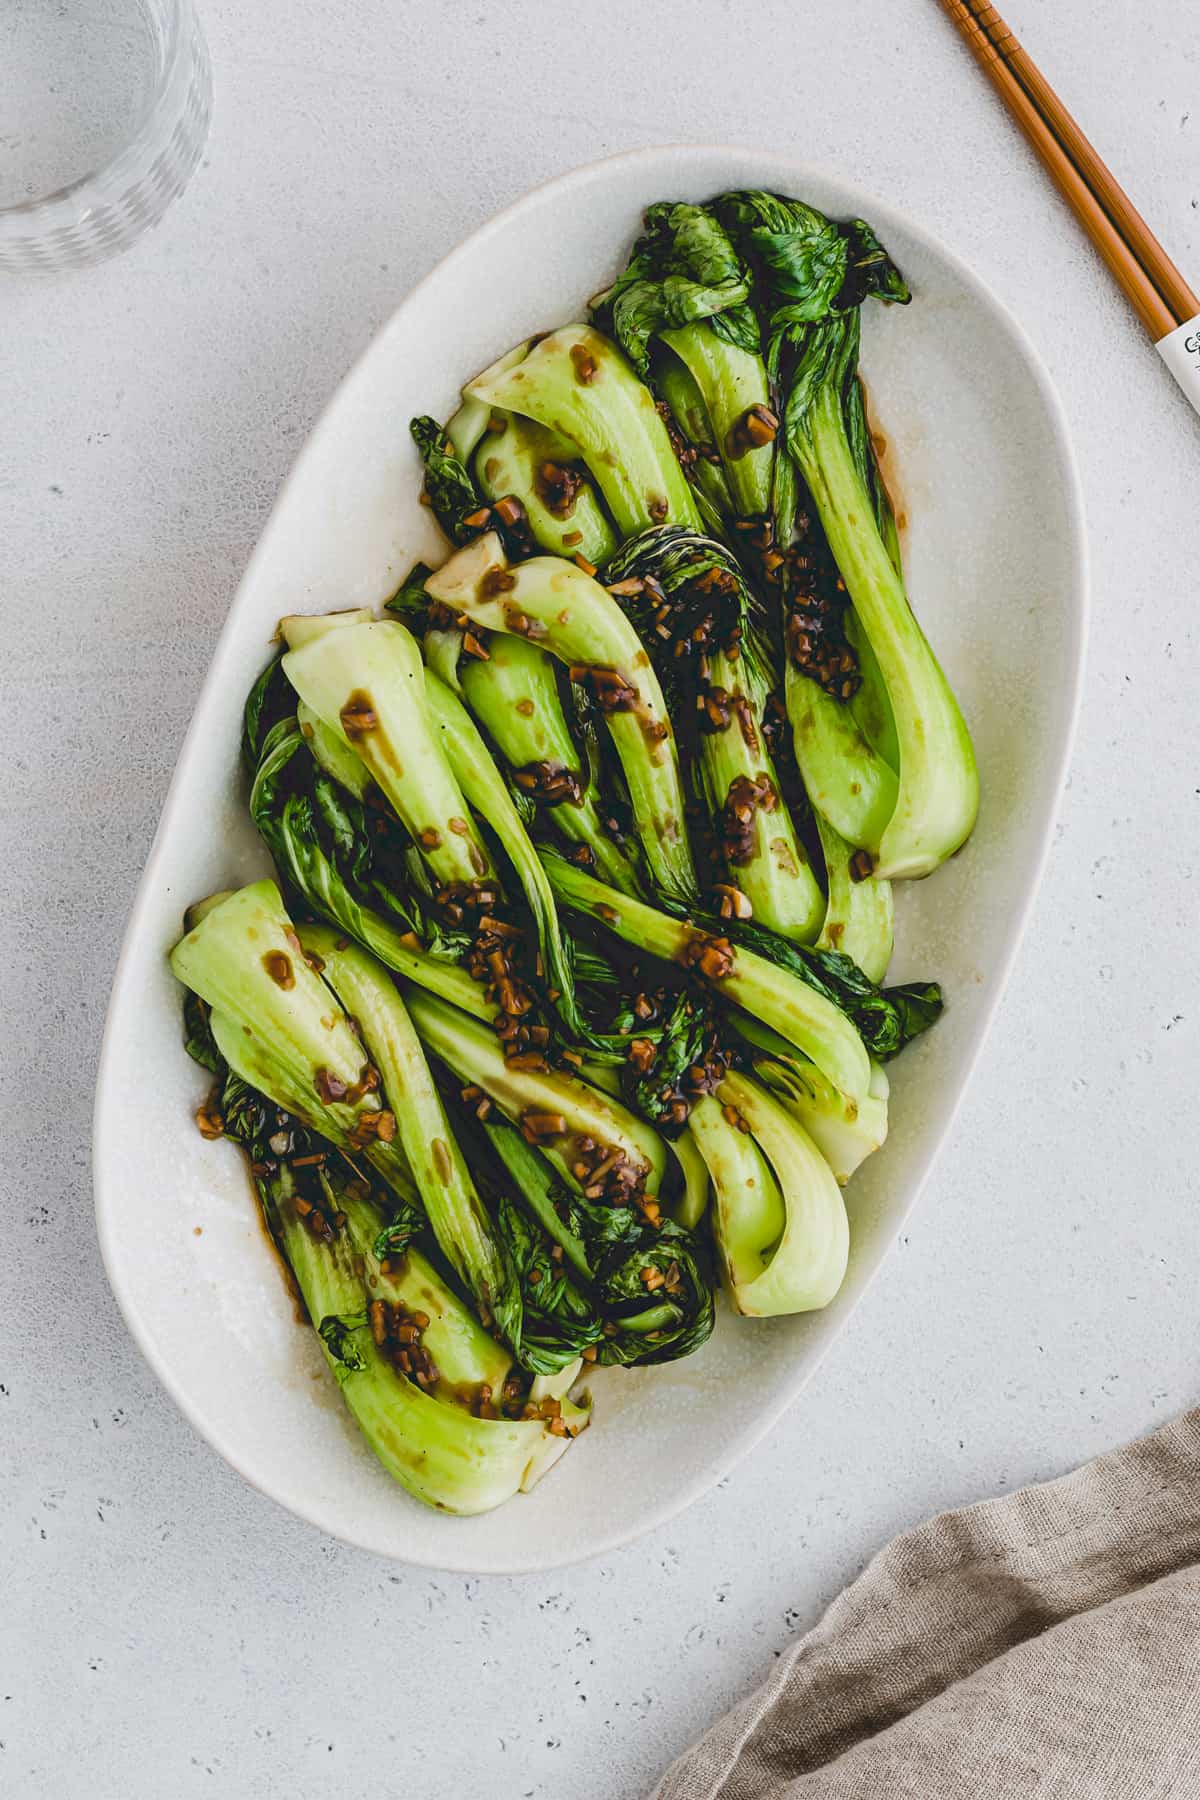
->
[94,146,1086,1573]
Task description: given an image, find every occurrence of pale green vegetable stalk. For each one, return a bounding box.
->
[785,658,899,852]
[266,1163,575,1514]
[335,1180,514,1399]
[602,525,824,941]
[660,322,774,516]
[170,881,414,1199]
[403,988,667,1201]
[281,618,496,889]
[249,716,491,1019]
[668,1127,710,1231]
[425,532,698,903]
[541,852,872,1104]
[795,353,979,876]
[279,607,374,649]
[475,412,618,567]
[445,341,532,461]
[654,356,734,525]
[457,633,641,893]
[731,1015,889,1186]
[689,1073,849,1316]
[299,926,515,1332]
[420,666,582,1013]
[296,699,373,799]
[466,324,702,538]
[813,809,894,984]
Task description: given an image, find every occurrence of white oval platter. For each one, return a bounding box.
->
[94,146,1086,1572]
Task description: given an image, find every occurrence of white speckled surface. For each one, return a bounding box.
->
[3,1,1198,1793]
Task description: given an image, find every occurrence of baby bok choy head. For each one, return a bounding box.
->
[385,557,646,896]
[185,992,516,1401]
[170,881,417,1203]
[174,884,591,1380]
[730,1014,889,1187]
[591,200,777,520]
[202,1064,582,1511]
[689,1072,849,1316]
[540,850,873,1105]
[412,337,620,568]
[425,532,698,904]
[714,189,979,880]
[603,524,824,943]
[174,900,589,1508]
[250,645,626,1068]
[277,611,632,1057]
[245,701,489,1020]
[279,616,498,892]
[464,324,702,540]
[272,1159,583,1511]
[482,1110,715,1368]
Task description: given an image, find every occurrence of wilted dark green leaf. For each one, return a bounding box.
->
[318,1314,368,1372]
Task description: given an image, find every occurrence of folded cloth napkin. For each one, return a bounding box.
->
[652,1411,1200,1799]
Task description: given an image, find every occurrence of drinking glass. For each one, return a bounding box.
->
[0,0,212,274]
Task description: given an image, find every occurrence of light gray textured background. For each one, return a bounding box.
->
[3,3,1198,1796]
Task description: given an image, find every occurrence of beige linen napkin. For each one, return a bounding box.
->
[653,1412,1200,1799]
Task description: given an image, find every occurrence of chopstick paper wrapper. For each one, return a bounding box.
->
[1156,320,1200,404]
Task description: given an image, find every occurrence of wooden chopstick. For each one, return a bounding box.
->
[936,0,1198,342]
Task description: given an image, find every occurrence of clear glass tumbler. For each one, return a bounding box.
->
[0,0,212,275]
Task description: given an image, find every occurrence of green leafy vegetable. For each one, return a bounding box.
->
[604,524,824,940]
[457,632,643,894]
[281,616,498,890]
[495,1189,605,1364]
[256,1148,576,1513]
[170,881,416,1202]
[690,1072,849,1315]
[593,201,774,516]
[542,849,873,1103]
[422,665,631,1057]
[717,918,942,1062]
[247,715,484,1013]
[183,991,221,1073]
[812,799,894,984]
[173,976,568,1509]
[404,986,667,1201]
[732,1015,889,1186]
[299,924,542,1364]
[426,533,698,903]
[410,415,486,545]
[384,561,437,629]
[591,200,759,375]
[371,1212,424,1263]
[474,412,618,567]
[714,188,978,879]
[484,1115,714,1366]
[318,1314,369,1372]
[466,324,702,539]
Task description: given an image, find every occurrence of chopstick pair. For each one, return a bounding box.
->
[937,0,1200,415]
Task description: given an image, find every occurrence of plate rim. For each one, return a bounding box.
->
[93,142,1089,1573]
